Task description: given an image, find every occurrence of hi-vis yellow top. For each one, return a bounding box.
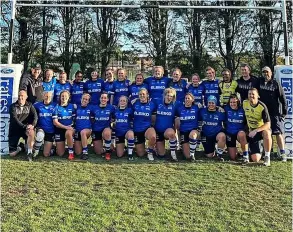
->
[243,100,270,131]
[219,80,238,105]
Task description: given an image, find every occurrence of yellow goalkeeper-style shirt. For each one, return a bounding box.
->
[219,80,238,105]
[243,100,270,131]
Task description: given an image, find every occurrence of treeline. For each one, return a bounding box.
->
[1,0,292,77]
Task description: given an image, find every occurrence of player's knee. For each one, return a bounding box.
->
[65,131,73,139]
[165,130,175,139]
[189,131,198,139]
[148,134,156,144]
[251,154,261,162]
[127,131,134,139]
[206,153,214,158]
[237,131,246,141]
[217,133,226,141]
[43,152,50,157]
[262,129,271,139]
[80,129,87,137]
[36,130,45,142]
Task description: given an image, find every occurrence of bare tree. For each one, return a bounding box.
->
[254,0,283,68]
[179,0,213,74]
[208,0,256,74]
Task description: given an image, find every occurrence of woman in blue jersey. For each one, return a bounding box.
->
[104,68,116,148]
[112,68,130,106]
[187,73,205,106]
[53,90,76,159]
[176,92,201,161]
[33,91,56,157]
[53,72,72,103]
[43,69,56,95]
[169,68,188,150]
[155,88,178,161]
[144,66,171,106]
[202,66,220,106]
[224,94,248,162]
[129,73,148,104]
[200,95,226,161]
[169,68,187,106]
[132,88,157,160]
[74,93,92,160]
[104,68,115,104]
[71,71,84,105]
[84,70,104,105]
[92,93,115,161]
[114,96,135,160]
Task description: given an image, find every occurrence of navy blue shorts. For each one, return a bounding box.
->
[201,131,224,154]
[180,129,198,145]
[226,133,238,148]
[156,131,165,142]
[44,132,55,143]
[247,131,263,154]
[134,130,147,145]
[92,131,103,141]
[270,115,284,135]
[55,128,66,142]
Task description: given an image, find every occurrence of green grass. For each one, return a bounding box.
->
[1,152,292,232]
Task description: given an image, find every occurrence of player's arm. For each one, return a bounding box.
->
[255,105,271,132]
[30,104,38,127]
[19,75,28,91]
[277,80,288,118]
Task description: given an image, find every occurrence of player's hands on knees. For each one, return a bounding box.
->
[66,126,75,132]
[248,129,257,138]
[26,124,34,135]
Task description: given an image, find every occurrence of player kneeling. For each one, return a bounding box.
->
[176,93,201,161]
[9,91,38,161]
[200,95,226,161]
[74,93,92,160]
[92,93,115,161]
[243,88,272,166]
[33,92,56,157]
[53,90,75,159]
[155,88,178,161]
[113,96,135,160]
[224,94,249,162]
[132,88,157,161]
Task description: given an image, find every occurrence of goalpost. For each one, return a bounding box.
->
[7,0,290,65]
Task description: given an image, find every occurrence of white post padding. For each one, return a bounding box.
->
[0,64,23,155]
[275,65,293,158]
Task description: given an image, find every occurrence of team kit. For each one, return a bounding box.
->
[9,65,287,167]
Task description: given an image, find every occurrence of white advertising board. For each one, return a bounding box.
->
[0,64,23,155]
[274,65,293,157]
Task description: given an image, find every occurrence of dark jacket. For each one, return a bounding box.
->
[259,77,287,117]
[9,101,38,134]
[19,72,43,103]
[236,75,259,102]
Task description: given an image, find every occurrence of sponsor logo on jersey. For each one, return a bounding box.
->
[116,119,128,123]
[40,113,52,117]
[134,112,150,116]
[150,86,165,90]
[180,116,196,120]
[157,111,172,116]
[228,118,243,123]
[76,116,89,120]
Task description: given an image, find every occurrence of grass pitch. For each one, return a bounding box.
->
[1,152,292,232]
